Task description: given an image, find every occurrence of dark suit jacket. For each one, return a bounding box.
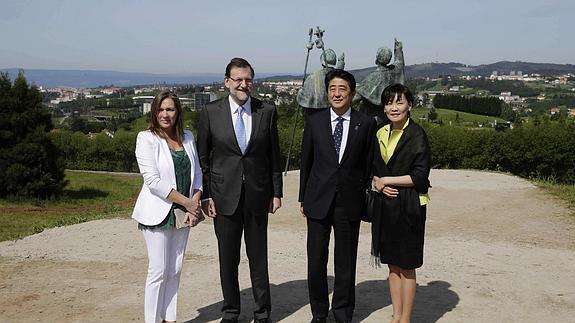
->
[299,108,377,221]
[197,96,283,216]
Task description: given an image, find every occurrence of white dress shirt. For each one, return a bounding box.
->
[330,107,351,163]
[229,95,252,144]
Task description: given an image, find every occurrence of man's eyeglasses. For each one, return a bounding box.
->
[227,76,253,85]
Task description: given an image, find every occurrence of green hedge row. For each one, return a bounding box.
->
[50,112,575,185]
[433,94,503,117]
[424,118,575,184]
[49,130,137,173]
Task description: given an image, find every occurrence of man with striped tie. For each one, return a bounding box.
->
[299,69,377,323]
[197,57,283,323]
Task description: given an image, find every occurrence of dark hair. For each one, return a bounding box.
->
[148,90,185,144]
[225,57,255,78]
[324,69,356,93]
[381,83,414,106]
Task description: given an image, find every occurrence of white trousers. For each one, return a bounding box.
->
[141,226,190,323]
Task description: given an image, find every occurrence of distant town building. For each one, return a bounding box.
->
[498,91,523,104]
[258,93,273,99]
[557,76,569,85]
[84,93,104,99]
[262,80,303,96]
[489,70,541,82]
[194,92,217,110]
[101,87,121,95]
[142,102,151,114]
[422,90,445,99]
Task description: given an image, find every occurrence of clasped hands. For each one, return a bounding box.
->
[373,176,399,199]
[182,197,204,227]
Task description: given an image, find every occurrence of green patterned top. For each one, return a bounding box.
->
[139,149,192,230]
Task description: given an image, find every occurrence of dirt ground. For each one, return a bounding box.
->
[1,169,574,322]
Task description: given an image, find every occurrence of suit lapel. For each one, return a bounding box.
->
[182,131,195,159]
[182,132,195,194]
[339,110,360,165]
[221,97,243,154]
[158,135,176,184]
[246,97,263,153]
[324,109,338,163]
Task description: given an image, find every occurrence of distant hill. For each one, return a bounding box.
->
[0,69,226,88]
[3,61,574,88]
[260,74,302,81]
[263,61,575,82]
[472,61,575,76]
[0,69,288,88]
[395,61,575,79]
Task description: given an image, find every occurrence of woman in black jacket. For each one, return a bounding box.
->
[371,84,431,323]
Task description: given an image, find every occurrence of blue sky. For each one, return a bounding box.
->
[1,0,573,74]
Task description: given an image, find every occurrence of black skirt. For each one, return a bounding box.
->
[371,188,426,269]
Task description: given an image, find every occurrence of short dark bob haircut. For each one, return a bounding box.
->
[381,83,414,106]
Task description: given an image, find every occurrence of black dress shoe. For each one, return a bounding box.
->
[220,319,238,323]
[254,319,270,323]
[310,318,326,323]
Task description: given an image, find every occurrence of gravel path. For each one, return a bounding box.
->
[1,170,574,322]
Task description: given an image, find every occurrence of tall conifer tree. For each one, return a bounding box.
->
[0,72,66,197]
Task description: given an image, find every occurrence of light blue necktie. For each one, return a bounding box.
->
[235,106,246,154]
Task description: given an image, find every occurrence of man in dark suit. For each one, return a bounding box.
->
[299,69,376,323]
[197,57,283,323]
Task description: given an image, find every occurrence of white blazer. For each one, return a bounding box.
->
[132,130,203,226]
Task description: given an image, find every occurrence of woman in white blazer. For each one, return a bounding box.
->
[132,90,202,323]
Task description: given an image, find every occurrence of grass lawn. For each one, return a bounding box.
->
[0,170,142,242]
[411,107,507,127]
[536,180,575,215]
[1,170,573,243]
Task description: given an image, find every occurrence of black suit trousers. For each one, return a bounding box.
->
[214,185,271,320]
[307,192,361,321]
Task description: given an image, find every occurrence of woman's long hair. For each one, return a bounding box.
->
[148,90,185,144]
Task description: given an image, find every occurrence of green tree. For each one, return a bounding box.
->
[500,104,518,122]
[113,131,137,172]
[428,107,438,121]
[421,93,430,107]
[0,72,66,197]
[276,102,304,171]
[69,115,89,133]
